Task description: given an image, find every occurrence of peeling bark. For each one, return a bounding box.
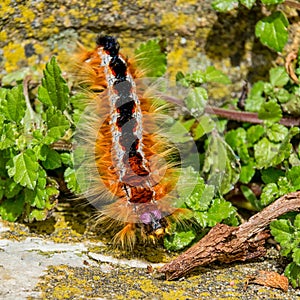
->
[160,191,300,280]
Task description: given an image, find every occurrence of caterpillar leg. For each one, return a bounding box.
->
[112,223,136,250]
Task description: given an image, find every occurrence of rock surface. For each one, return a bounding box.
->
[1,214,300,299]
[1,0,300,99]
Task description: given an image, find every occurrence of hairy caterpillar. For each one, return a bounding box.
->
[73,36,190,249]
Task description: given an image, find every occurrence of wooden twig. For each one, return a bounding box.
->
[159,191,300,280]
[205,106,300,127]
[285,51,299,85]
[284,0,300,10]
[160,95,300,127]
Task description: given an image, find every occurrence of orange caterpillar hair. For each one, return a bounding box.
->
[73,36,184,249]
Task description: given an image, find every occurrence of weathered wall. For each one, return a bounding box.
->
[1,1,300,99]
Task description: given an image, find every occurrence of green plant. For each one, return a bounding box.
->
[212,0,291,52]
[0,57,74,221]
[270,214,300,288]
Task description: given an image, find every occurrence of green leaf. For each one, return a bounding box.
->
[60,152,73,166]
[292,248,300,266]
[177,167,215,212]
[7,149,39,189]
[0,194,25,222]
[4,179,23,199]
[287,166,300,190]
[260,183,278,206]
[258,100,282,123]
[193,211,208,228]
[185,70,205,85]
[212,0,238,12]
[187,184,215,212]
[43,106,70,144]
[38,56,69,111]
[294,214,300,229]
[266,123,288,142]
[184,87,208,117]
[203,133,240,194]
[255,11,289,52]
[168,119,194,143]
[225,128,249,163]
[254,137,281,168]
[270,127,299,166]
[270,219,294,255]
[282,94,300,116]
[0,150,8,178]
[240,185,261,210]
[164,229,196,251]
[134,39,167,77]
[284,262,300,288]
[245,81,265,112]
[177,166,203,199]
[261,0,284,4]
[240,0,256,9]
[261,167,285,184]
[28,209,48,222]
[240,160,256,184]
[24,169,58,209]
[269,66,289,87]
[64,167,81,194]
[42,148,62,170]
[207,198,236,227]
[204,66,231,84]
[277,176,292,195]
[246,125,265,145]
[4,85,26,122]
[0,123,18,150]
[289,152,300,167]
[193,115,215,140]
[276,88,290,104]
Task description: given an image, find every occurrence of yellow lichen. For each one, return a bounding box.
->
[0,0,15,19]
[34,43,46,55]
[127,290,144,299]
[42,14,55,26]
[0,31,7,42]
[138,279,160,294]
[52,285,83,299]
[160,11,190,31]
[162,289,186,300]
[35,1,44,11]
[112,0,121,12]
[3,42,25,73]
[176,0,198,5]
[167,38,192,80]
[18,5,36,22]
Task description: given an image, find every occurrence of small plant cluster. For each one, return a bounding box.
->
[173,60,300,286]
[0,57,76,222]
[1,23,300,287]
[212,0,290,53]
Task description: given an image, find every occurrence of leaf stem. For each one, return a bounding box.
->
[23,75,36,121]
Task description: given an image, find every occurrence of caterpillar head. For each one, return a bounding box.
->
[139,208,169,241]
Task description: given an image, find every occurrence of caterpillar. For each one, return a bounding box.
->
[73,36,189,249]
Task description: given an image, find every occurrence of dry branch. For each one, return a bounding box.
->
[159,191,300,280]
[160,94,300,127]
